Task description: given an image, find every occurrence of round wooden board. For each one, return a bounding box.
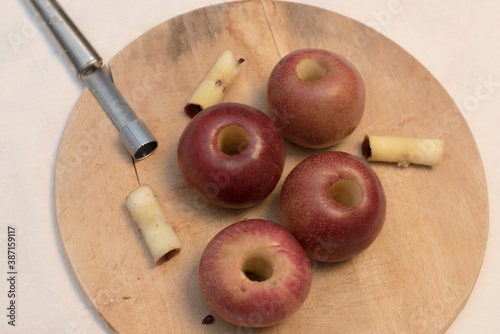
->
[54,1,489,333]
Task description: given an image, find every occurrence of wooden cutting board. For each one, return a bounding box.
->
[54,1,489,333]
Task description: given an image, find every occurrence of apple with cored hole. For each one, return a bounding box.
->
[280,151,386,262]
[198,218,312,327]
[267,48,365,149]
[177,102,286,209]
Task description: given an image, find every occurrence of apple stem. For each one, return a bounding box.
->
[184,103,203,118]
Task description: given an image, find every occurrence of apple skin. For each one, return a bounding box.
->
[267,48,365,148]
[177,102,286,209]
[198,219,312,327]
[280,151,386,262]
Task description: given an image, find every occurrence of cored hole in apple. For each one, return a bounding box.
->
[296,59,327,82]
[218,124,249,155]
[242,253,275,282]
[329,179,363,207]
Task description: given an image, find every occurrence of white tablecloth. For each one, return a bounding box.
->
[1,0,498,333]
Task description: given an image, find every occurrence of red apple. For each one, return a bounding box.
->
[280,151,386,262]
[177,102,286,209]
[198,218,312,327]
[267,48,365,148]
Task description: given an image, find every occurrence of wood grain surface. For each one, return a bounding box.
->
[54,1,489,333]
